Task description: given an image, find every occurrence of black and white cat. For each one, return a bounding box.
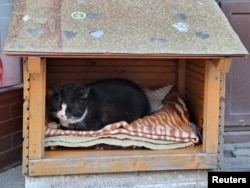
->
[48,78,151,131]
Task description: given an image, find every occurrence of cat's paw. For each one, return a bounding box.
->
[47,122,60,129]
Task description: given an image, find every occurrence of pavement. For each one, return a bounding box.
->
[0,165,24,188]
[0,142,249,188]
[223,142,250,171]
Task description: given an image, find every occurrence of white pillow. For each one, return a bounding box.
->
[144,85,173,113]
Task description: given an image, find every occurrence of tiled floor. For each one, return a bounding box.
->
[0,142,250,188]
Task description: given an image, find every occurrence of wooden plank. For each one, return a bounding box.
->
[186,63,205,74]
[46,58,178,90]
[22,58,30,175]
[186,60,205,95]
[46,58,177,90]
[185,77,204,99]
[185,91,204,110]
[177,59,186,99]
[186,59,206,68]
[28,146,218,176]
[44,145,203,158]
[187,104,203,128]
[185,59,206,129]
[213,58,232,73]
[218,73,226,169]
[47,58,177,67]
[185,87,204,128]
[29,154,217,176]
[47,66,176,74]
[46,59,176,74]
[203,60,221,153]
[47,78,176,90]
[186,69,204,83]
[28,57,46,161]
[47,72,176,82]
[28,57,42,74]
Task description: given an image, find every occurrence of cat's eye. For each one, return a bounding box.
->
[54,93,61,102]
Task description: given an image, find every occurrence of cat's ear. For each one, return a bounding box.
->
[79,87,90,99]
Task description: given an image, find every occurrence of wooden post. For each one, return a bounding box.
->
[203,60,221,153]
[218,72,226,169]
[27,57,46,161]
[22,58,30,175]
[213,58,232,73]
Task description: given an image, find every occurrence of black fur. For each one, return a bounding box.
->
[50,78,151,131]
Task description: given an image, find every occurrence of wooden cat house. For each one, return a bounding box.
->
[4,0,248,183]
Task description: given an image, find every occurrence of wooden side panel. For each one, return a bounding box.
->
[185,60,205,128]
[46,59,178,90]
[28,57,46,160]
[177,59,186,99]
[186,59,226,156]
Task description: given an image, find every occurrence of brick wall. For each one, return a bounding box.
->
[0,0,23,171]
[0,85,23,171]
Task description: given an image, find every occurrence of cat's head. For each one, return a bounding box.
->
[51,84,89,127]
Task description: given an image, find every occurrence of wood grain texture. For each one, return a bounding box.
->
[28,57,46,160]
[22,58,30,175]
[185,59,205,128]
[203,60,221,153]
[27,145,218,176]
[46,58,177,89]
[213,58,232,73]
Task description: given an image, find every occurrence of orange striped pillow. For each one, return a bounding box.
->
[128,86,196,141]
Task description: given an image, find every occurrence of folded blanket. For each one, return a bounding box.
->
[45,86,200,150]
[45,134,195,150]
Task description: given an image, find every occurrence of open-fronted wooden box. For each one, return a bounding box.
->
[4,0,248,177]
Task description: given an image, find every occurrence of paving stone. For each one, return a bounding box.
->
[232,149,250,157]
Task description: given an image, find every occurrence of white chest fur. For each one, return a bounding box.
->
[57,103,88,127]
